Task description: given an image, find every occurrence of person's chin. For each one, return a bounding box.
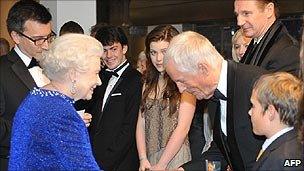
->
[196,96,203,100]
[194,93,204,100]
[156,67,164,73]
[253,129,261,136]
[84,95,92,100]
[244,31,254,38]
[84,92,93,100]
[105,61,118,69]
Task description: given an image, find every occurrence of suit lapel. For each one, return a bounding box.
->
[8,50,36,89]
[242,21,283,66]
[102,65,130,110]
[96,65,131,130]
[253,21,282,66]
[255,130,297,169]
[226,61,236,139]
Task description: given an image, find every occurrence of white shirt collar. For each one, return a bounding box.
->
[14,45,32,67]
[217,60,227,98]
[254,34,264,45]
[262,127,294,151]
[106,59,129,77]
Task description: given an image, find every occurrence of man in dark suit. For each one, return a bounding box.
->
[0,1,53,170]
[234,0,299,76]
[87,26,142,171]
[164,31,267,171]
[249,72,303,171]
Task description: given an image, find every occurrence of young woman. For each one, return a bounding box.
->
[231,28,252,62]
[136,25,196,170]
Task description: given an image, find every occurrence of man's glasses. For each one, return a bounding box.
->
[18,31,56,46]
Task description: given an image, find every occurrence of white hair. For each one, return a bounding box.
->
[164,31,223,73]
[40,33,103,81]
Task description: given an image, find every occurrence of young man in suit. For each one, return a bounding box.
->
[249,72,303,171]
[234,0,299,76]
[0,1,53,170]
[88,26,142,170]
[164,31,267,171]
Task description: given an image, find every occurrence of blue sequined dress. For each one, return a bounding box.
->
[8,87,101,170]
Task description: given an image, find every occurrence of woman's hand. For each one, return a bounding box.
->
[139,158,151,171]
[80,112,92,127]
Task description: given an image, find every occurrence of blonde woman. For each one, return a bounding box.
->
[231,29,251,62]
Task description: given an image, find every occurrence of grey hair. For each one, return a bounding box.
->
[40,33,103,81]
[164,31,223,73]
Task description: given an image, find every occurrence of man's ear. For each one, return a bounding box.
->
[11,31,21,44]
[265,2,275,18]
[266,104,277,121]
[198,62,209,75]
[122,45,128,55]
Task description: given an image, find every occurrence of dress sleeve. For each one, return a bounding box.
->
[49,106,100,170]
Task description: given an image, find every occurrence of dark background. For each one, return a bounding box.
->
[96,0,304,65]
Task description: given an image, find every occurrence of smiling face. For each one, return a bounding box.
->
[11,20,53,60]
[102,42,127,70]
[165,59,217,100]
[149,40,169,74]
[75,57,102,100]
[234,0,273,39]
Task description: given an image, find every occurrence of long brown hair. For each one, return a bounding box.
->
[141,25,180,116]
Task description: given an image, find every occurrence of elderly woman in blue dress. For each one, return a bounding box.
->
[9,34,103,170]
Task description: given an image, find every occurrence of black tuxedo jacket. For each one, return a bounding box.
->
[252,129,303,171]
[0,50,36,156]
[87,64,142,171]
[241,20,299,76]
[208,61,267,171]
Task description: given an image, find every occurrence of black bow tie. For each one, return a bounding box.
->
[106,61,128,77]
[27,58,40,69]
[212,89,227,101]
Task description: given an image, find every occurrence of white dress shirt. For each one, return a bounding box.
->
[261,127,294,151]
[102,60,129,111]
[216,60,228,136]
[14,45,50,87]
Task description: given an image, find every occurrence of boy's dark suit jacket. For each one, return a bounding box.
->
[87,64,142,171]
[252,129,303,171]
[0,50,36,170]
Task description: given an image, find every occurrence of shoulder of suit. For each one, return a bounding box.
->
[124,65,142,78]
[234,61,268,77]
[272,26,299,49]
[0,49,19,65]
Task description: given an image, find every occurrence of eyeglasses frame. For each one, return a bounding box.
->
[17,31,56,46]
